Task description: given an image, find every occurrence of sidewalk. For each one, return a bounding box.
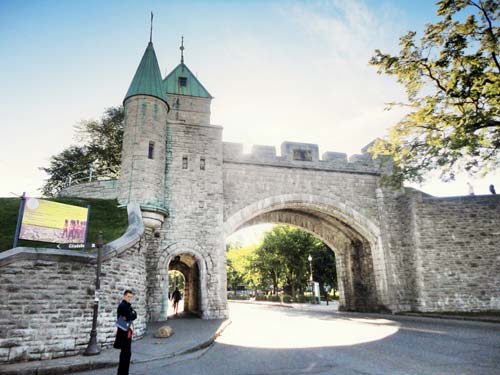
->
[0,317,231,375]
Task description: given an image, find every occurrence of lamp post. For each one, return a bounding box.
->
[308,254,313,282]
[84,232,103,356]
[308,255,313,304]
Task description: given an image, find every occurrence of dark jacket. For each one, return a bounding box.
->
[114,300,137,349]
[117,300,137,322]
[172,290,182,302]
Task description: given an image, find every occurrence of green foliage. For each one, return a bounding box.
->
[169,270,185,294]
[226,244,259,291]
[370,0,500,184]
[295,294,309,303]
[227,294,250,300]
[40,107,124,196]
[237,225,337,298]
[0,197,128,252]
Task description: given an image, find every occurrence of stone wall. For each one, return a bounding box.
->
[222,160,381,234]
[411,194,500,312]
[166,94,211,125]
[0,203,147,363]
[52,137,500,317]
[147,120,228,320]
[59,179,118,199]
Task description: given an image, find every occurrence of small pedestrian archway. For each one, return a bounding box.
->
[168,255,200,316]
[156,243,209,320]
[224,194,389,312]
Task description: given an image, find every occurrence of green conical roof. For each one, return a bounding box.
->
[124,42,168,105]
[163,63,213,99]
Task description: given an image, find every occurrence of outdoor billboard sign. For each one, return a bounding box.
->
[18,198,90,244]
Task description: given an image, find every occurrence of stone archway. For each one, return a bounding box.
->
[154,241,211,320]
[168,254,201,315]
[224,194,391,312]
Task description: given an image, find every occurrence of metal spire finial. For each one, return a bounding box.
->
[150,12,153,43]
[180,35,185,64]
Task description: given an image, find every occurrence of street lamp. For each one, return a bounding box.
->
[84,232,103,356]
[308,255,314,304]
[308,255,313,282]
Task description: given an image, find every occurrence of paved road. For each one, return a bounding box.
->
[77,302,500,375]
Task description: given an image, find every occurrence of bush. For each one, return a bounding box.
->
[227,294,250,300]
[295,294,309,303]
[255,294,268,301]
[281,294,293,303]
[268,295,280,302]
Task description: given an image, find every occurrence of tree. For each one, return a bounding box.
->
[40,107,124,196]
[252,237,285,294]
[251,225,337,298]
[226,244,257,291]
[370,0,499,185]
[310,240,337,297]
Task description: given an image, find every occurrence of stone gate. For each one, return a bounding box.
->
[58,37,500,318]
[1,38,499,363]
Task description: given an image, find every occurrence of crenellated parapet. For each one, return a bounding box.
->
[223,141,392,175]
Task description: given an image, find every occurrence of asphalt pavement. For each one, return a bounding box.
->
[74,302,500,375]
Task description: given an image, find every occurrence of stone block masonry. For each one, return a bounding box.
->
[59,180,118,200]
[411,194,500,312]
[0,204,149,363]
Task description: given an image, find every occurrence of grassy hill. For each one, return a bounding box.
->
[0,197,128,252]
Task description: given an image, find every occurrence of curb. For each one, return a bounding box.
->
[396,313,500,324]
[0,319,232,375]
[133,318,232,364]
[228,300,294,308]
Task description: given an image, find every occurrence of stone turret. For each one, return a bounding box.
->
[118,40,170,229]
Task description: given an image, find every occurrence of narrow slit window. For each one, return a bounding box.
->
[148,141,155,159]
[182,156,188,169]
[200,157,206,170]
[179,77,188,87]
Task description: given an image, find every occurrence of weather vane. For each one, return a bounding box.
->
[180,35,185,64]
[150,12,153,43]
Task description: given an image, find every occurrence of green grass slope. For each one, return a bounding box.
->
[0,197,128,252]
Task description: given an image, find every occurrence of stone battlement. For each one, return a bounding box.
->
[223,141,387,174]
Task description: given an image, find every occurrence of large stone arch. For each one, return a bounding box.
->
[155,241,212,319]
[223,194,391,312]
[224,193,380,243]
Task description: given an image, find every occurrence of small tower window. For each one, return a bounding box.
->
[182,156,188,169]
[148,141,155,159]
[200,157,206,170]
[179,77,187,87]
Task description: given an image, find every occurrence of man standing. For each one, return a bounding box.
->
[114,290,137,375]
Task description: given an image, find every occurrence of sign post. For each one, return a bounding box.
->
[84,232,103,356]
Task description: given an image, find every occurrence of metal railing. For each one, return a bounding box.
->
[65,168,118,187]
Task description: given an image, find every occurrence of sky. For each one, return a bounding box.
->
[0,0,498,207]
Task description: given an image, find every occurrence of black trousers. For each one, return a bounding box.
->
[117,339,131,375]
